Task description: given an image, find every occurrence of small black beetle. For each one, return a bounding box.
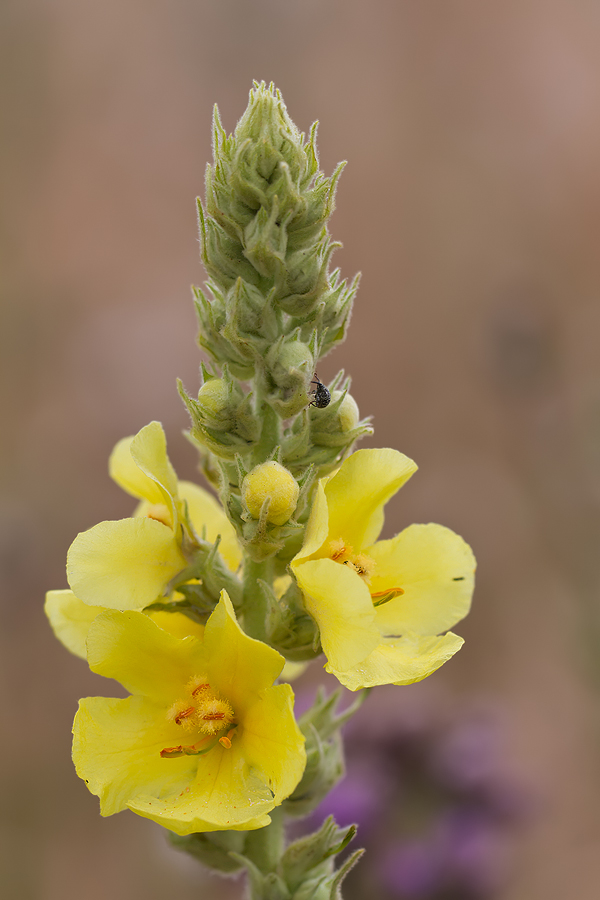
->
[309,374,331,409]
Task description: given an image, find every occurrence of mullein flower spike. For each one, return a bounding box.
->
[46,82,475,899]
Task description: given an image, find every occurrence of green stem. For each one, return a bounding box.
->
[242,557,272,641]
[244,805,285,878]
[251,393,281,467]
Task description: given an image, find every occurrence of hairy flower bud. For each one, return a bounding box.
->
[268,340,314,391]
[197,378,232,421]
[242,461,299,526]
[331,390,360,432]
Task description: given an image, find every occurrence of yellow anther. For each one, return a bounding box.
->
[219,726,237,749]
[196,696,235,736]
[167,699,198,731]
[329,538,351,562]
[341,552,376,582]
[188,675,211,697]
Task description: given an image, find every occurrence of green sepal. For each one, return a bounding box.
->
[169,829,247,874]
[284,688,367,818]
[281,817,358,895]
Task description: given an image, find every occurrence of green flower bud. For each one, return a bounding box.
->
[331,390,360,432]
[197,378,230,417]
[268,340,314,390]
[242,461,299,525]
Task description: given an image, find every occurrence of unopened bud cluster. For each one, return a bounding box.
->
[180,82,372,567]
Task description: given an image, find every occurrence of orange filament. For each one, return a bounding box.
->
[370,586,405,607]
[371,587,404,599]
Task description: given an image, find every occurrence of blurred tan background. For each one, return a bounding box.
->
[3,0,600,897]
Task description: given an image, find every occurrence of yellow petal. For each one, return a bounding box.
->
[325,449,418,551]
[85,610,206,703]
[239,683,306,805]
[293,559,379,672]
[292,480,330,564]
[179,481,242,572]
[67,517,187,611]
[109,436,164,505]
[147,609,205,641]
[44,590,103,659]
[128,740,274,834]
[204,592,285,715]
[368,524,476,635]
[327,631,464,691]
[130,421,179,524]
[73,695,196,817]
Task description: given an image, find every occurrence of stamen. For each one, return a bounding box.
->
[167,699,198,730]
[188,676,211,697]
[196,696,235,736]
[174,706,195,725]
[351,553,375,581]
[164,678,237,752]
[160,736,215,758]
[370,587,405,607]
[342,552,376,582]
[219,726,237,749]
[329,538,351,562]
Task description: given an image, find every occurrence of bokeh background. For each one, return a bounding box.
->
[3,1,600,897]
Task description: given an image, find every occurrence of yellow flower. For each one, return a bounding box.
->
[291,449,475,691]
[44,589,205,659]
[72,591,306,834]
[66,421,241,611]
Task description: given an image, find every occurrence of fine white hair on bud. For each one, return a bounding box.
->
[332,390,360,432]
[242,461,300,526]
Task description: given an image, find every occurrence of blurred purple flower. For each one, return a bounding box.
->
[380,839,443,898]
[431,716,500,792]
[436,808,507,896]
[315,764,387,832]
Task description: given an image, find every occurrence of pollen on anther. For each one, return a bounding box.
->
[351,553,375,581]
[188,675,211,697]
[167,699,197,730]
[329,538,351,561]
[197,697,235,736]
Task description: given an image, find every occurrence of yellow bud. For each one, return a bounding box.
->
[332,391,360,432]
[197,379,229,415]
[242,461,299,526]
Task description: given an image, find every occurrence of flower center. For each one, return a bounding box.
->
[160,675,237,758]
[328,539,404,607]
[328,539,375,581]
